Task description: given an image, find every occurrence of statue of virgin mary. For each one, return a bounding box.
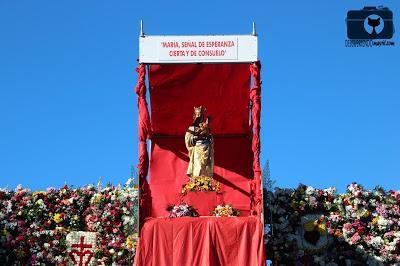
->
[185,106,214,178]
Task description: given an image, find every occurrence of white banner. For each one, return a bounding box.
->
[139,35,257,63]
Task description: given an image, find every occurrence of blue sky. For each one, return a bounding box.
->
[0,1,399,193]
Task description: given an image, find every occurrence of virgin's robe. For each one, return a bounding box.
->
[185,126,214,178]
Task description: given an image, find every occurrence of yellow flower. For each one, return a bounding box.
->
[126,234,138,250]
[372,216,379,225]
[317,223,326,235]
[363,210,371,218]
[53,213,63,223]
[33,191,47,196]
[55,226,66,232]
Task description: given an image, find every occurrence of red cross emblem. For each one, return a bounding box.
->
[69,236,94,266]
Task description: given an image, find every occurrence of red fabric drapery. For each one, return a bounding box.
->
[149,137,253,217]
[148,63,250,135]
[250,61,263,217]
[135,64,152,228]
[134,217,265,266]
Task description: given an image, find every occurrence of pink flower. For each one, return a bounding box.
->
[343,222,352,231]
[61,199,70,206]
[17,220,25,227]
[384,231,394,239]
[350,232,360,245]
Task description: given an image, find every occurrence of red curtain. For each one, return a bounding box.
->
[148,63,250,136]
[135,64,152,228]
[134,217,265,266]
[250,61,263,217]
[150,137,253,217]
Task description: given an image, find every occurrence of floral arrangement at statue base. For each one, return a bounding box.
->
[167,203,199,218]
[181,176,220,195]
[212,204,240,217]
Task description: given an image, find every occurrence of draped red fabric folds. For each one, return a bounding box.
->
[148,63,250,135]
[135,64,152,228]
[149,137,253,217]
[249,61,263,217]
[134,217,265,266]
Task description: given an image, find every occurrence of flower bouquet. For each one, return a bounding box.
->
[167,203,199,218]
[181,176,220,195]
[212,204,240,217]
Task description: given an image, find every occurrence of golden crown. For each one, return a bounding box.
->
[193,106,206,114]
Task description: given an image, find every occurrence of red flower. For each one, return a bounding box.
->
[357,226,365,235]
[112,221,122,228]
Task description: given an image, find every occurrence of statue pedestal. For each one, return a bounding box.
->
[184,191,222,216]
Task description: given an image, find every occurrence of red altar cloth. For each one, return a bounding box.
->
[134,217,265,266]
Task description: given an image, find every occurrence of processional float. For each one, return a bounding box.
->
[134,21,265,266]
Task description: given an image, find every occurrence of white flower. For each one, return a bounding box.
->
[334,197,342,205]
[377,216,389,230]
[122,215,134,226]
[6,201,12,213]
[305,186,315,196]
[371,236,383,249]
[125,178,134,186]
[323,186,336,195]
[345,205,353,212]
[353,198,361,206]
